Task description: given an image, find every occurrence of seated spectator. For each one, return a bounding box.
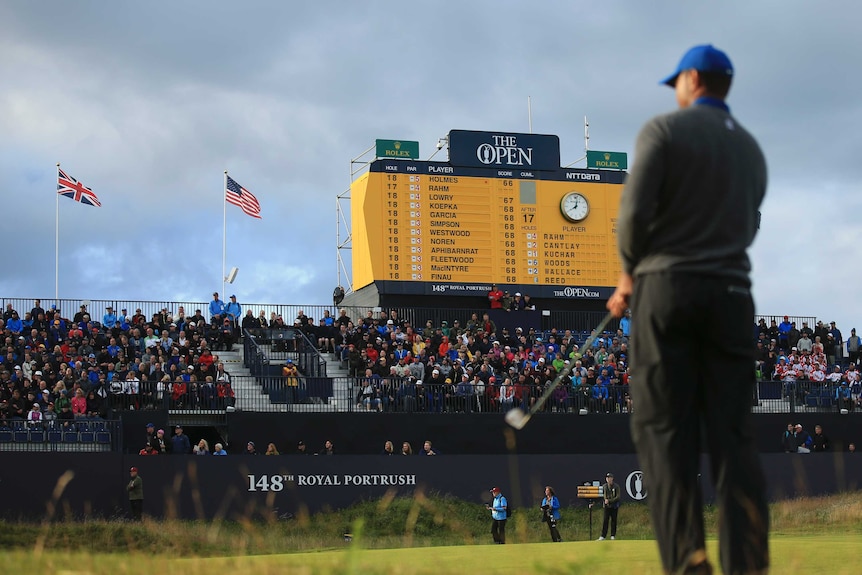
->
[26,402,43,427]
[71,388,87,418]
[212,442,228,455]
[193,439,210,455]
[139,442,159,456]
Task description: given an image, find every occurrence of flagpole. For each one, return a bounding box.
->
[55,162,60,307]
[223,170,227,297]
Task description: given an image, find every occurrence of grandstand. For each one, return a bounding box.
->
[2,296,858,454]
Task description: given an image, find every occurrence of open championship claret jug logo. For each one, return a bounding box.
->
[626,470,647,500]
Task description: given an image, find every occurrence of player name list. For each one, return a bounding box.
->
[382,173,544,284]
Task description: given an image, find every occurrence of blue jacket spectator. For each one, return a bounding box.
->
[209,293,225,320]
[6,313,23,334]
[171,426,191,454]
[224,296,241,323]
[103,307,118,329]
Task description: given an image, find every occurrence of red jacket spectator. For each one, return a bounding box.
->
[488,285,504,309]
[71,390,87,416]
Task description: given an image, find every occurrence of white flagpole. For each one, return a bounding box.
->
[223,170,227,297]
[55,162,60,307]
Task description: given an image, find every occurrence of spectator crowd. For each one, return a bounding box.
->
[284,307,633,415]
[0,297,238,425]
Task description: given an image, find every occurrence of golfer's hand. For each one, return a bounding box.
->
[607,273,633,318]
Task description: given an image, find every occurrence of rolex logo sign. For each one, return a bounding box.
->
[376,139,419,160]
[587,150,628,171]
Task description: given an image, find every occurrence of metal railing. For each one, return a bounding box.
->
[243,328,327,378]
[0,297,818,340]
[0,419,122,452]
[94,379,861,415]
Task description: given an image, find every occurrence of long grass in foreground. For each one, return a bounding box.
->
[2,492,862,558]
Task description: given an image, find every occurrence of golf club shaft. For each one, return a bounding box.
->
[525,312,615,417]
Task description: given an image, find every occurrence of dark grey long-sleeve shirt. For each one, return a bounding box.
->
[617,103,767,283]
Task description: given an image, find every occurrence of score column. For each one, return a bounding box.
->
[494,178,519,284]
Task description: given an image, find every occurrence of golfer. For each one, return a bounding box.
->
[486,486,508,544]
[608,44,769,574]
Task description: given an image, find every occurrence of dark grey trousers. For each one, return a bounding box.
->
[630,272,769,574]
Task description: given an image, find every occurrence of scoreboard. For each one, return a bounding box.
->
[350,130,626,300]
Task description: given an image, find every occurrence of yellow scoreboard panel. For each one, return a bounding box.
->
[350,130,626,300]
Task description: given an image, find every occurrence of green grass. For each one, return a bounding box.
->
[3,492,862,573]
[4,536,859,574]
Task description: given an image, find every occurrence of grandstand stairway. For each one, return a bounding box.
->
[320,352,352,412]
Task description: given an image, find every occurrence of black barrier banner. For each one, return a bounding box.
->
[2,454,862,521]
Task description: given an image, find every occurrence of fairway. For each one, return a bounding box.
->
[9,535,857,574]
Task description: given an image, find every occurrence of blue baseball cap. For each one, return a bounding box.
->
[661,44,733,87]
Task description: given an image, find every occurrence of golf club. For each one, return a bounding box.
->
[504,311,615,430]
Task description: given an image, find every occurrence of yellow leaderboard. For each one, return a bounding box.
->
[350,130,626,300]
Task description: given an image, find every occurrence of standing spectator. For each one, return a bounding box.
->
[619,309,631,338]
[171,424,191,454]
[193,439,210,455]
[781,423,797,453]
[486,486,508,544]
[596,472,621,540]
[209,292,225,323]
[794,424,812,453]
[282,359,299,404]
[487,284,504,309]
[381,440,395,455]
[153,429,170,454]
[606,43,769,575]
[847,329,861,365]
[812,425,830,452]
[400,441,413,455]
[421,440,439,456]
[246,441,258,455]
[265,442,280,455]
[297,440,309,455]
[127,467,144,521]
[778,316,793,351]
[145,422,157,446]
[103,307,118,331]
[829,322,844,365]
[541,486,562,542]
[321,439,335,455]
[212,443,228,455]
[224,295,242,333]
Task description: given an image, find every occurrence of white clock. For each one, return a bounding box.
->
[560,192,589,222]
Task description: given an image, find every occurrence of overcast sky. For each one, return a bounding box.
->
[1,1,860,331]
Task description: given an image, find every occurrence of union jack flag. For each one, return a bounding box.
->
[57,167,101,207]
[225,175,261,219]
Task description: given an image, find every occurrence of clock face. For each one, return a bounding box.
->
[560,192,589,222]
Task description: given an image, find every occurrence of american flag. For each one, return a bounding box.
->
[57,167,101,207]
[225,175,262,219]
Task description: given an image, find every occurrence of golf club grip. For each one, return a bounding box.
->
[528,312,615,415]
